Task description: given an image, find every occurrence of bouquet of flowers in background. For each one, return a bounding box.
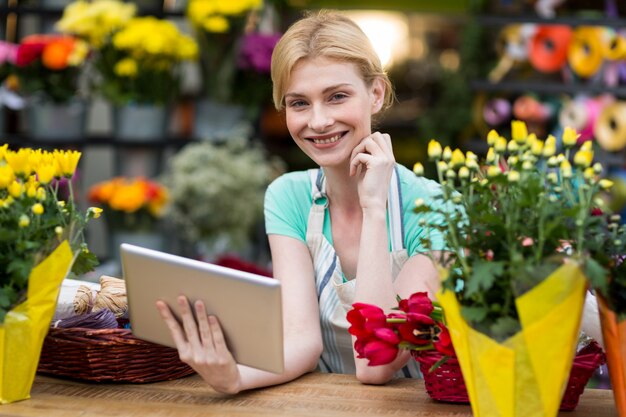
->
[0,144,100,323]
[347,292,454,367]
[57,0,198,105]
[87,177,169,232]
[12,34,89,103]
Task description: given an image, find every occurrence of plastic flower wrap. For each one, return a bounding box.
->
[88,177,169,232]
[0,144,100,323]
[57,0,198,105]
[413,121,608,417]
[347,292,454,367]
[12,34,89,103]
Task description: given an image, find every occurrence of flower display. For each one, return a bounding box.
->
[88,177,169,231]
[57,0,198,105]
[186,0,278,110]
[160,138,282,251]
[414,121,608,340]
[0,144,100,323]
[347,292,453,367]
[12,34,89,103]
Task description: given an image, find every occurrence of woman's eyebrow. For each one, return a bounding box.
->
[285,83,354,99]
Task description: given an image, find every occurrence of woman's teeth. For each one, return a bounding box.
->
[312,134,341,144]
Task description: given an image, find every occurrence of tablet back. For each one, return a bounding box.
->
[121,243,284,374]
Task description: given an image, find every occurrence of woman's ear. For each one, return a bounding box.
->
[371,77,386,114]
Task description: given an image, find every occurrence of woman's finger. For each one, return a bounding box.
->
[208,315,231,357]
[195,300,216,353]
[369,132,394,159]
[349,153,372,176]
[177,295,202,348]
[156,300,189,349]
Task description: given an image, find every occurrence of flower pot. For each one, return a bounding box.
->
[0,241,74,404]
[26,98,88,141]
[193,98,252,142]
[113,103,168,141]
[110,230,166,266]
[437,262,587,417]
[598,295,626,416]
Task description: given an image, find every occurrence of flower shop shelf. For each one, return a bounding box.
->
[3,135,197,149]
[475,14,626,28]
[470,80,626,98]
[0,5,184,18]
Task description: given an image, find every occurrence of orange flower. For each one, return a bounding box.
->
[42,37,75,70]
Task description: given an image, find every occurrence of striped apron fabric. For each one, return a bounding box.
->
[306,167,422,378]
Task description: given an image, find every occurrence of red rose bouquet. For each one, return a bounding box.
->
[347,292,454,368]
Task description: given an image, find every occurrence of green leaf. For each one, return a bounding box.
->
[460,305,488,322]
[488,316,521,341]
[71,250,99,276]
[585,257,608,296]
[465,260,505,296]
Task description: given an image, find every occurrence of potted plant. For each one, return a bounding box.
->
[160,139,282,260]
[11,34,90,140]
[88,176,169,265]
[186,0,280,141]
[0,144,100,403]
[57,0,198,140]
[413,121,608,417]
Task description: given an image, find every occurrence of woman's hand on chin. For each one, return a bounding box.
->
[156,296,242,394]
[349,131,395,211]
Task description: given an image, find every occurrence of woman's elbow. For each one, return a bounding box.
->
[355,367,394,385]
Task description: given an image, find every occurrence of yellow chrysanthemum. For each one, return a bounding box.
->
[7,181,23,198]
[511,120,528,143]
[54,150,81,177]
[18,214,30,228]
[114,57,138,78]
[32,203,44,215]
[562,127,580,148]
[0,164,15,188]
[427,140,442,160]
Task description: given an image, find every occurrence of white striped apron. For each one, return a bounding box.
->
[306,167,421,378]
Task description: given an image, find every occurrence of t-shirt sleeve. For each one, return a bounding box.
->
[264,172,312,243]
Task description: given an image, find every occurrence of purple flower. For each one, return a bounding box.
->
[237,33,281,74]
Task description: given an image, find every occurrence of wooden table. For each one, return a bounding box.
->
[0,373,617,417]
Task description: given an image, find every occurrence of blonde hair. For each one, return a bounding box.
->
[271,10,394,111]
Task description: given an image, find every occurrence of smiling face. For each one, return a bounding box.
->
[284,57,385,169]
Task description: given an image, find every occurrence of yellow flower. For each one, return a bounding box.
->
[487,165,501,178]
[562,127,580,148]
[530,139,544,156]
[7,181,22,198]
[450,149,465,168]
[0,164,15,188]
[88,207,103,219]
[599,179,614,190]
[442,146,452,162]
[55,150,81,177]
[36,163,57,184]
[584,167,595,180]
[37,187,47,201]
[32,203,44,215]
[543,135,556,157]
[114,57,138,78]
[427,140,442,160]
[580,140,593,152]
[413,162,424,176]
[494,137,507,153]
[560,159,572,178]
[486,148,496,163]
[458,166,470,180]
[203,15,230,33]
[511,120,528,143]
[5,149,31,177]
[508,140,519,153]
[437,160,448,173]
[487,129,499,146]
[18,214,30,228]
[573,149,593,168]
[55,226,64,236]
[508,170,520,182]
[67,39,89,66]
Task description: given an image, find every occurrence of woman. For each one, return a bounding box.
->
[157,10,447,394]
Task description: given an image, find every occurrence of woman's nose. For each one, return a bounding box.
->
[308,105,333,131]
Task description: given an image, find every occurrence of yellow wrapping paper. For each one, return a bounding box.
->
[438,262,587,417]
[0,240,74,404]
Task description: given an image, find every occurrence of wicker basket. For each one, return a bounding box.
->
[37,327,195,383]
[413,340,605,411]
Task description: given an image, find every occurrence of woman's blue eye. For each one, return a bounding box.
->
[288,100,307,108]
[331,93,347,100]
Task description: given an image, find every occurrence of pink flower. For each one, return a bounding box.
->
[0,41,17,65]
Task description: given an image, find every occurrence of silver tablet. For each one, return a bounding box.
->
[120,243,284,374]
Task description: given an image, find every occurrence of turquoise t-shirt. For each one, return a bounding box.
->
[264,164,447,255]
